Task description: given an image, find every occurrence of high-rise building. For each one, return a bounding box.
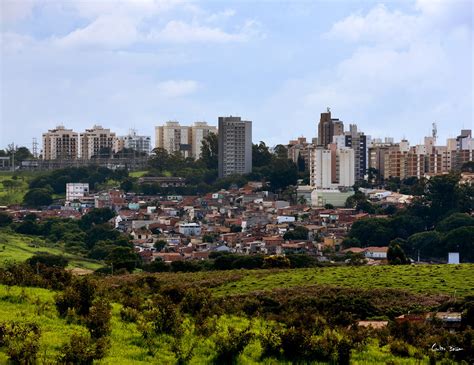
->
[80,125,116,159]
[114,129,151,155]
[191,122,217,159]
[218,116,252,178]
[317,108,344,148]
[309,146,354,189]
[155,121,192,157]
[42,125,78,160]
[287,137,312,169]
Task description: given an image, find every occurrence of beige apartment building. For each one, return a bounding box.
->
[155,121,217,159]
[80,125,116,159]
[42,125,79,160]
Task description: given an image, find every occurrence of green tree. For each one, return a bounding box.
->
[0,212,12,227]
[405,231,442,260]
[436,213,474,232]
[348,218,394,247]
[387,242,409,265]
[200,133,218,170]
[442,226,474,262]
[23,188,53,207]
[253,142,272,167]
[283,226,309,240]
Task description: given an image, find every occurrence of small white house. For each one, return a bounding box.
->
[364,247,388,259]
[178,223,201,236]
[66,183,89,204]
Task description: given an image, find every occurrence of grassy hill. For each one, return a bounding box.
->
[0,172,31,205]
[0,284,432,364]
[0,231,103,271]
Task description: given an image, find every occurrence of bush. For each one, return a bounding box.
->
[213,326,253,364]
[27,253,69,268]
[262,255,290,269]
[0,321,41,364]
[57,330,109,365]
[84,299,112,339]
[389,340,410,357]
[56,278,96,317]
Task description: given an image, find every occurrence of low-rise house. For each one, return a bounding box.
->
[364,246,388,259]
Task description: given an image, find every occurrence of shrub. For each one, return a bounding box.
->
[212,326,253,364]
[0,321,41,364]
[389,340,410,357]
[56,278,96,317]
[27,253,69,268]
[57,330,109,365]
[84,298,112,339]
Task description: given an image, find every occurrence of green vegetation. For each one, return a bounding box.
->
[0,231,103,271]
[0,173,31,205]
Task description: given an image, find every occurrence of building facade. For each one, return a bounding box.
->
[218,116,252,178]
[317,108,344,148]
[155,121,192,157]
[80,125,116,159]
[42,125,78,160]
[309,146,355,189]
[191,122,217,159]
[115,129,151,155]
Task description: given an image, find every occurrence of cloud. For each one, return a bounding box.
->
[150,20,255,43]
[54,14,139,49]
[1,0,38,23]
[156,80,199,98]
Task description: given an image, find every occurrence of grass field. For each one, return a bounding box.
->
[0,231,103,271]
[129,171,148,178]
[131,264,474,298]
[0,284,431,364]
[0,172,31,205]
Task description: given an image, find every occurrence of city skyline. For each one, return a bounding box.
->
[1,0,472,148]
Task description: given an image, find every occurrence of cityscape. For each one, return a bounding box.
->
[0,0,473,364]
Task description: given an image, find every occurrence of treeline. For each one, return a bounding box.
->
[344,173,474,262]
[142,252,327,274]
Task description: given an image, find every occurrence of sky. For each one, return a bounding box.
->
[1,0,473,151]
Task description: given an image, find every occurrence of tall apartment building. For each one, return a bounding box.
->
[333,124,370,181]
[287,137,312,169]
[191,122,217,159]
[42,125,78,160]
[80,125,116,159]
[309,146,355,189]
[317,108,344,148]
[218,116,252,178]
[114,129,151,155]
[155,121,192,157]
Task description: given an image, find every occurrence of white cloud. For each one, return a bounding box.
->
[54,14,139,49]
[156,80,199,98]
[1,0,38,23]
[150,20,249,43]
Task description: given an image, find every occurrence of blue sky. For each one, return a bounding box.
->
[1,0,472,150]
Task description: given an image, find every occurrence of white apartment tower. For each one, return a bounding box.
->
[115,129,151,155]
[80,125,116,159]
[42,125,79,160]
[309,146,355,189]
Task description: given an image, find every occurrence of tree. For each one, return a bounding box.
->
[297,154,306,172]
[387,242,409,265]
[348,218,394,247]
[23,188,53,207]
[120,178,134,192]
[148,147,170,171]
[442,226,474,262]
[405,231,442,260]
[283,226,309,240]
[273,144,288,160]
[0,212,12,227]
[80,208,115,229]
[154,240,167,251]
[425,173,461,219]
[200,133,218,170]
[436,213,474,232]
[253,142,272,167]
[262,255,291,269]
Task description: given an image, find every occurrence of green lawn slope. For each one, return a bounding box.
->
[0,231,103,271]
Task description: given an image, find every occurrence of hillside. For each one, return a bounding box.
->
[0,283,438,364]
[0,231,103,271]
